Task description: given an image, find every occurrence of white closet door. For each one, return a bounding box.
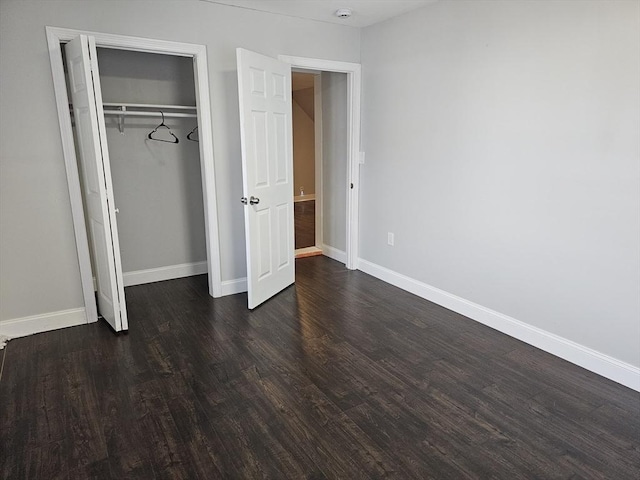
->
[65,35,128,331]
[237,48,294,309]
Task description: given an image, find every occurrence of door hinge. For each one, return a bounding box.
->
[350,183,354,189]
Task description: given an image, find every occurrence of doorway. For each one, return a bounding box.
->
[291,70,352,265]
[292,71,321,258]
[237,50,361,309]
[47,27,222,328]
[71,47,208,329]
[280,56,361,271]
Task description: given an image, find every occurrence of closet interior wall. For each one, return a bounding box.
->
[77,48,207,285]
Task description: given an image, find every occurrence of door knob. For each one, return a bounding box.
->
[240,197,248,205]
[249,196,260,205]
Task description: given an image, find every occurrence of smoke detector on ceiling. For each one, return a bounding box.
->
[335,8,352,19]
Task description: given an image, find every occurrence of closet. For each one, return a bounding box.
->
[96,49,207,286]
[65,44,207,329]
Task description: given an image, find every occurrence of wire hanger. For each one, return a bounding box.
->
[147,111,179,143]
[187,126,199,142]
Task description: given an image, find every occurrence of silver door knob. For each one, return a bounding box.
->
[249,196,260,205]
[240,197,248,205]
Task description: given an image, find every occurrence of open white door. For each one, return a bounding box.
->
[65,35,128,331]
[237,48,295,309]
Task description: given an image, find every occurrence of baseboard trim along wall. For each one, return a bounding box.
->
[220,247,345,296]
[221,277,248,296]
[0,308,88,339]
[357,258,640,392]
[322,245,346,264]
[123,261,208,287]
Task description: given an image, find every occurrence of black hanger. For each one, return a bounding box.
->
[147,111,179,143]
[187,126,199,142]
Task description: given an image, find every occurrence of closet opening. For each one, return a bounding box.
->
[64,46,207,329]
[47,27,222,331]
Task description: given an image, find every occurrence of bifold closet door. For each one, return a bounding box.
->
[237,48,295,309]
[65,35,128,332]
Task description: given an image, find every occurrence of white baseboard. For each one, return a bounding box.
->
[357,258,640,392]
[322,245,346,264]
[123,261,208,287]
[219,247,343,297]
[294,194,316,203]
[221,277,247,296]
[0,308,88,339]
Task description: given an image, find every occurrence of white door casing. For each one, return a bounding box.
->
[237,48,295,309]
[278,55,361,270]
[65,35,128,331]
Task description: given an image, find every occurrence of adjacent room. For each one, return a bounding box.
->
[0,0,638,478]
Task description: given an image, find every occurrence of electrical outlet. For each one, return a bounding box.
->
[387,232,394,246]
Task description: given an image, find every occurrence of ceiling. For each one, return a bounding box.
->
[201,0,438,28]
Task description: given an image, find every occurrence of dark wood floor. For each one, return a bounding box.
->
[1,257,639,479]
[295,200,315,249]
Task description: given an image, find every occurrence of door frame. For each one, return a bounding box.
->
[279,55,361,270]
[46,26,223,324]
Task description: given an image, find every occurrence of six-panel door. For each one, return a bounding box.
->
[237,48,295,309]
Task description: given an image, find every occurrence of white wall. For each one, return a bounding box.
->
[98,49,207,274]
[360,0,640,368]
[321,72,349,253]
[0,0,359,322]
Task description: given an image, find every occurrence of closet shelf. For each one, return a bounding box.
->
[103,110,197,119]
[103,103,197,118]
[101,103,197,133]
[102,103,197,111]
[68,103,198,133]
[69,103,197,115]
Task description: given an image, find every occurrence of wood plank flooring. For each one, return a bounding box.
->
[294,200,315,249]
[1,256,639,479]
